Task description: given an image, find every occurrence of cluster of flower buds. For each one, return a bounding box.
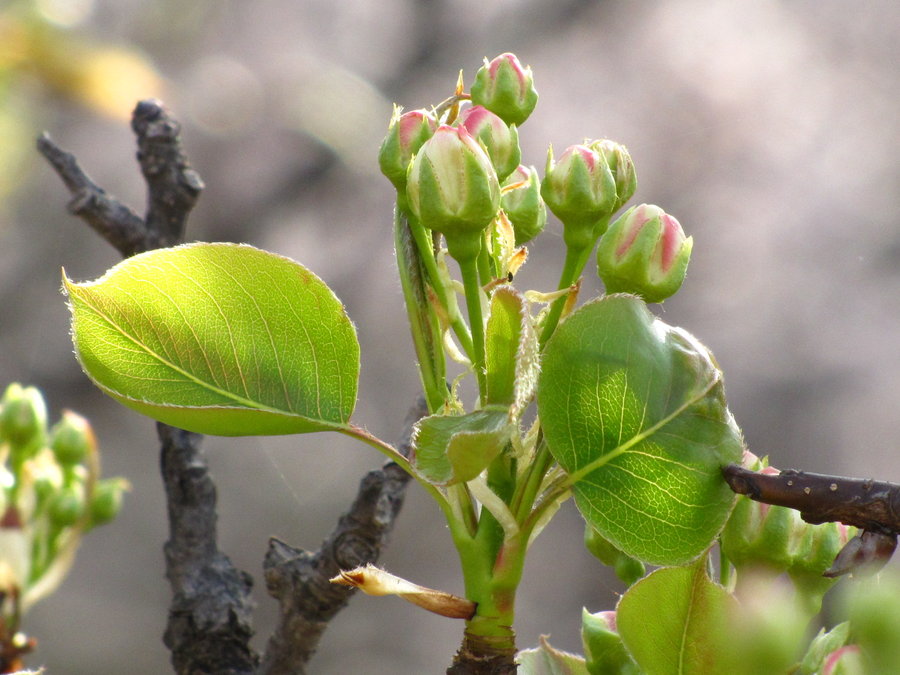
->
[379,53,541,266]
[720,451,850,611]
[379,51,693,313]
[0,383,128,628]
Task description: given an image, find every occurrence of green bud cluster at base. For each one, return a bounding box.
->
[0,382,129,620]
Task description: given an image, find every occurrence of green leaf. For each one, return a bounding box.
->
[485,285,538,416]
[799,622,850,674]
[64,242,359,436]
[517,636,589,675]
[412,406,511,485]
[581,609,641,675]
[537,294,742,565]
[616,559,735,675]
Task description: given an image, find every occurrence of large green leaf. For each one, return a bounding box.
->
[64,242,359,435]
[537,294,741,565]
[616,560,736,675]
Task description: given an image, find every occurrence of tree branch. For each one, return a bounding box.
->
[259,399,426,674]
[38,100,256,674]
[39,99,422,674]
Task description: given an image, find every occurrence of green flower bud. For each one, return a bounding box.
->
[589,139,637,213]
[501,165,546,246]
[584,524,645,587]
[541,144,617,250]
[48,485,85,528]
[0,383,48,451]
[406,124,500,262]
[457,105,520,182]
[596,204,692,303]
[378,106,437,192]
[581,610,641,675]
[89,477,129,527]
[470,53,538,127]
[50,410,96,467]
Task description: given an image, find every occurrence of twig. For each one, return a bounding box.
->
[39,99,423,674]
[38,100,256,674]
[159,425,258,674]
[259,399,426,675]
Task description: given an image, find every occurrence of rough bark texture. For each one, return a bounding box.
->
[259,401,424,674]
[447,634,518,675]
[39,100,420,673]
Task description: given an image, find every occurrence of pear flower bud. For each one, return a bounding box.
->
[406,124,500,262]
[596,204,692,303]
[457,105,521,182]
[0,383,47,451]
[501,165,546,245]
[541,144,617,249]
[50,410,96,467]
[471,53,538,127]
[589,139,637,213]
[378,107,437,192]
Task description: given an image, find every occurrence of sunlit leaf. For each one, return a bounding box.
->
[537,294,742,565]
[64,242,359,435]
[616,560,736,674]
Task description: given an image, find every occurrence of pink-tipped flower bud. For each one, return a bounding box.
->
[589,139,637,213]
[596,204,692,303]
[457,105,521,182]
[501,165,546,245]
[406,124,500,262]
[470,53,538,127]
[378,107,438,192]
[541,144,617,249]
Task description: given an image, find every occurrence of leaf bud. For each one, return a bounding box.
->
[457,105,521,182]
[49,410,96,467]
[596,204,692,302]
[470,53,538,127]
[378,106,437,192]
[0,383,47,452]
[406,124,500,262]
[541,144,617,250]
[501,165,546,245]
[589,139,637,213]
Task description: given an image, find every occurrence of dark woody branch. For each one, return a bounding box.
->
[38,99,419,673]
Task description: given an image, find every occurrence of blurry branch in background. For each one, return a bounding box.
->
[37,100,421,673]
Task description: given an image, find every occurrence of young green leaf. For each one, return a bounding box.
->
[485,285,539,418]
[517,635,590,675]
[64,242,359,436]
[537,294,742,565]
[616,560,736,674]
[412,406,512,485]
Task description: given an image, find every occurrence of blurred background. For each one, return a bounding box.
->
[0,0,898,671]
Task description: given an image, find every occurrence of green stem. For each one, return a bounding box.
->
[538,244,586,348]
[340,424,457,524]
[510,437,552,522]
[403,206,475,359]
[457,255,488,402]
[393,206,447,412]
